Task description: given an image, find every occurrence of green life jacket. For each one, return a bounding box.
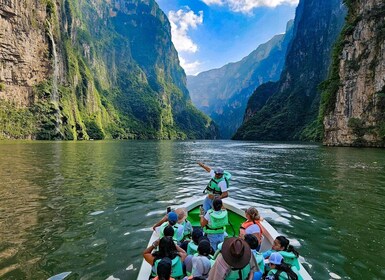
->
[279,251,300,271]
[204,209,228,234]
[187,242,198,255]
[153,256,184,278]
[268,269,289,280]
[225,263,251,280]
[252,250,265,274]
[159,222,183,242]
[206,171,231,195]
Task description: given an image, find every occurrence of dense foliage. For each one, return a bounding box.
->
[1,0,217,140]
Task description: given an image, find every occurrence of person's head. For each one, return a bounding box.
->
[213,198,223,211]
[268,252,283,269]
[167,211,178,226]
[163,225,175,238]
[273,235,299,257]
[245,207,260,221]
[158,236,177,258]
[214,167,224,178]
[175,208,187,224]
[244,234,259,250]
[272,236,289,251]
[157,257,172,280]
[221,237,251,269]
[197,239,211,256]
[192,227,203,245]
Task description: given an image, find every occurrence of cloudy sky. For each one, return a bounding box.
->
[156,0,299,75]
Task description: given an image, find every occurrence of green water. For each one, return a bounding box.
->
[0,140,384,280]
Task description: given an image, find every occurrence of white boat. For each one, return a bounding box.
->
[137,198,313,280]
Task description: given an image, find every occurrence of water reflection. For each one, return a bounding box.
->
[0,141,384,279]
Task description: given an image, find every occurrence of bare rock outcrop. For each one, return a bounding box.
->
[324,0,385,146]
[0,0,50,106]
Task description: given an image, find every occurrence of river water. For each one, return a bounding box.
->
[0,140,384,280]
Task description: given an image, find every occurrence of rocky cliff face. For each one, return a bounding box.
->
[234,0,345,141]
[0,0,217,140]
[0,1,50,106]
[323,0,385,146]
[187,21,294,139]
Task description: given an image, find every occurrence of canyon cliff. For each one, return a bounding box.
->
[0,0,218,140]
[322,0,385,146]
[234,0,346,141]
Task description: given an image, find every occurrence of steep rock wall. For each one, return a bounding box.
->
[234,0,345,141]
[0,0,50,105]
[323,0,385,146]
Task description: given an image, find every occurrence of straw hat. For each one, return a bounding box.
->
[221,237,251,269]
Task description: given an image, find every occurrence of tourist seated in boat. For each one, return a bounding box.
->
[200,198,228,251]
[197,162,231,212]
[152,257,175,280]
[244,234,264,280]
[207,237,256,280]
[262,236,300,271]
[184,238,213,279]
[187,227,204,256]
[175,208,193,250]
[240,207,264,249]
[154,211,184,243]
[143,236,187,279]
[263,252,299,280]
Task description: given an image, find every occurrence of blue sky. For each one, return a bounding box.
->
[156,0,298,75]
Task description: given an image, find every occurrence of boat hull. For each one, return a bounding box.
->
[137,198,312,280]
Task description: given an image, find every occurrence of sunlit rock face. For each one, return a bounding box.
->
[0,0,218,140]
[0,1,50,106]
[323,0,385,147]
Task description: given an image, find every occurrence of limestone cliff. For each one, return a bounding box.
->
[0,0,50,106]
[322,0,385,146]
[0,0,218,140]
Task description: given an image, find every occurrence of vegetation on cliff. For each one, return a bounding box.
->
[0,0,218,140]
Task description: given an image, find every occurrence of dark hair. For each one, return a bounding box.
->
[244,234,259,250]
[275,261,299,280]
[197,239,211,256]
[213,198,223,211]
[157,257,172,280]
[163,225,175,237]
[153,236,179,261]
[276,236,299,258]
[192,227,203,245]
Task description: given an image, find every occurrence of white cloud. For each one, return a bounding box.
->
[201,0,299,13]
[179,57,202,75]
[168,9,203,53]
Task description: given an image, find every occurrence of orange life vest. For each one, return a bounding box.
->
[240,220,263,239]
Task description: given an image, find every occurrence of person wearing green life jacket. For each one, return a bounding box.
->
[208,237,256,280]
[198,162,231,213]
[156,212,185,243]
[143,236,187,279]
[264,253,298,280]
[262,236,300,272]
[244,234,264,280]
[200,198,228,251]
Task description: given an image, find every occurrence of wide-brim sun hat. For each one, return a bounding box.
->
[221,237,251,269]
